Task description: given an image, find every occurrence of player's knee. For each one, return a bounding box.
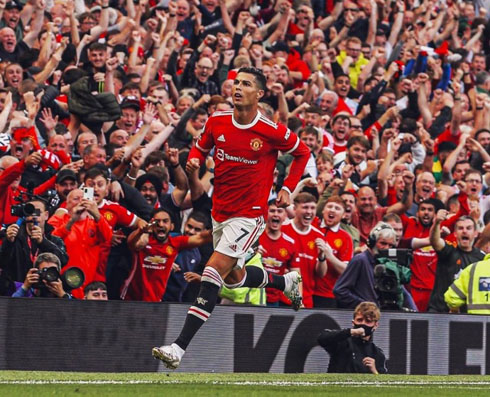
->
[206,252,238,278]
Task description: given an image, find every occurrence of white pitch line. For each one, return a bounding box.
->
[1,380,490,387]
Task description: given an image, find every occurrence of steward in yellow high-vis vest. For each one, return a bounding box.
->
[444,254,490,314]
[219,253,266,306]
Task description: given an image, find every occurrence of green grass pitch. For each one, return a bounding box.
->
[1,372,490,396]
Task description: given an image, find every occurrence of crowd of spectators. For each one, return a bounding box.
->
[0,0,489,313]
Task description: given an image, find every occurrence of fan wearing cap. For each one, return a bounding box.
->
[114,96,141,135]
[0,0,45,63]
[54,169,78,204]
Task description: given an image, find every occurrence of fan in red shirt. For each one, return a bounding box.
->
[122,208,212,302]
[83,167,147,276]
[282,192,325,309]
[401,198,445,312]
[259,201,300,307]
[51,189,113,299]
[314,196,354,308]
[152,67,309,370]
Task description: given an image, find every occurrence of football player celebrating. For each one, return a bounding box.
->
[152,67,309,369]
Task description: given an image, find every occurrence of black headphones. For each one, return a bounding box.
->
[367,222,394,249]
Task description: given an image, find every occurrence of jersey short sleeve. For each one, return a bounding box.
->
[195,117,215,153]
[268,123,300,154]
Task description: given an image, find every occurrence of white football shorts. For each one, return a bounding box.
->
[212,216,265,269]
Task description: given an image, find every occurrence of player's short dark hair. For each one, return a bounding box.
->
[347,135,370,150]
[84,281,107,294]
[237,67,266,90]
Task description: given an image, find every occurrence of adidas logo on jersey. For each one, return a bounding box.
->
[217,135,226,142]
[229,244,237,252]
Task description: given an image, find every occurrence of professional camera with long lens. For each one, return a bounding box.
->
[10,202,40,219]
[374,249,412,310]
[10,182,58,223]
[34,267,85,292]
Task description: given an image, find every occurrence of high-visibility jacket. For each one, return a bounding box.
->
[444,254,490,314]
[219,253,266,306]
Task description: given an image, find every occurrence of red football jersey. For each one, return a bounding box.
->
[98,199,137,229]
[122,235,190,302]
[402,215,437,290]
[281,221,324,308]
[189,110,309,222]
[313,226,353,298]
[259,230,299,304]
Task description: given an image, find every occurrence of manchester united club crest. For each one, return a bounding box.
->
[308,240,315,250]
[250,138,263,151]
[279,248,288,258]
[104,212,114,222]
[165,246,174,255]
[334,239,343,249]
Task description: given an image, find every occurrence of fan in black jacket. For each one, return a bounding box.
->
[318,301,387,374]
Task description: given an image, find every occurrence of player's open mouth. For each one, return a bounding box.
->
[270,218,280,226]
[422,187,432,194]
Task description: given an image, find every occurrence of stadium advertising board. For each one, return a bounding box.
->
[0,298,489,374]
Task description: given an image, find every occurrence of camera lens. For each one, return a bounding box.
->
[43,267,60,282]
[23,203,36,216]
[63,267,85,290]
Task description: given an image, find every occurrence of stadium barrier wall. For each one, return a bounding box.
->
[1,297,490,374]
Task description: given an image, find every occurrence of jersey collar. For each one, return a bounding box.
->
[231,111,261,129]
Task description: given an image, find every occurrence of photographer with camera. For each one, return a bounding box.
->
[0,199,68,296]
[12,253,72,299]
[318,302,387,374]
[334,222,397,309]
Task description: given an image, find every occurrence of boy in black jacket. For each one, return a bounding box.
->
[318,302,387,374]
